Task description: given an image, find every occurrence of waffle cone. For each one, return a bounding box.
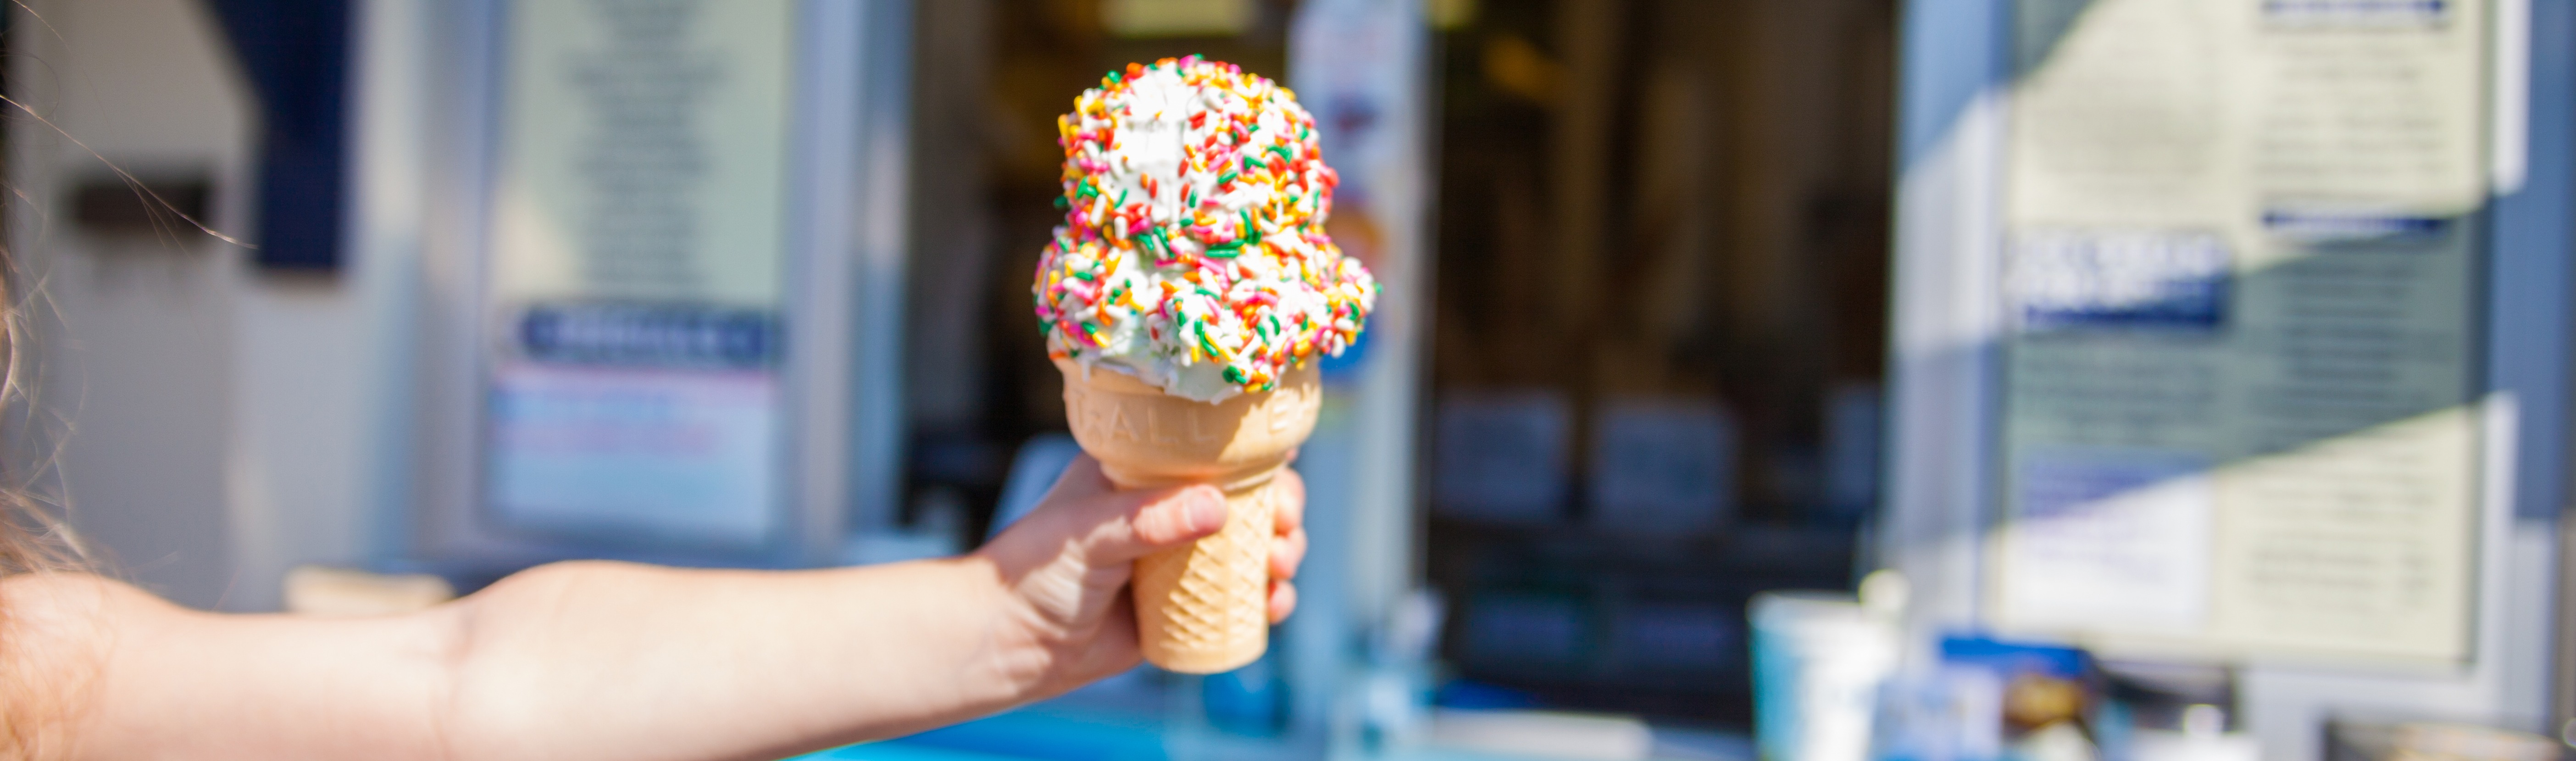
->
[1055,357,1321,673]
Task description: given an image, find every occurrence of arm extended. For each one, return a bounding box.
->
[7,458,1305,761]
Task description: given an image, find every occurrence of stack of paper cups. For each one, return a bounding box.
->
[1752,587,1902,761]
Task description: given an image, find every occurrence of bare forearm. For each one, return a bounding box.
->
[29,575,453,761]
[41,558,1039,761]
[28,458,1231,760]
[441,558,1027,761]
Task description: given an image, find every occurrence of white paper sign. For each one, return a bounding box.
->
[1997,448,2214,633]
[487,365,778,544]
[1993,0,2487,664]
[480,0,798,544]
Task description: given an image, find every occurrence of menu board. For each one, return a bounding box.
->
[1989,0,2489,663]
[480,0,798,546]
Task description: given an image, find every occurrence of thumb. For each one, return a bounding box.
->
[1071,483,1228,566]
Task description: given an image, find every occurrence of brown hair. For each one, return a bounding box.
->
[0,254,92,759]
[1,487,82,574]
[0,256,78,576]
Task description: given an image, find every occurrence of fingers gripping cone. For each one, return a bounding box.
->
[1057,358,1321,673]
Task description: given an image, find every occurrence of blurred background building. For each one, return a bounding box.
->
[3,0,2569,760]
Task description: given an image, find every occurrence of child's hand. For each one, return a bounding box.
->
[971,455,1306,697]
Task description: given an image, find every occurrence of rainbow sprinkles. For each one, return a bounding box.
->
[1033,56,1377,403]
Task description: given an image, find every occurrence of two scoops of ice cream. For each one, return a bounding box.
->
[1031,57,1377,672]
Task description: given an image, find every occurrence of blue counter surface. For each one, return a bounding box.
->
[789,704,1170,761]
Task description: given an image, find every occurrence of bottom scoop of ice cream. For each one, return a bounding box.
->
[1032,56,1377,403]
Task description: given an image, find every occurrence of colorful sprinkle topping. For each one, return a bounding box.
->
[1033,56,1377,402]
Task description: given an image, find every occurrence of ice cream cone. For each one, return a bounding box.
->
[1033,58,1368,672]
[1056,356,1321,673]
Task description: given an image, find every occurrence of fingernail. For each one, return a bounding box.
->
[1183,487,1226,533]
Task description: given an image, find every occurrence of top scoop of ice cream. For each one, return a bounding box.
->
[1033,57,1377,403]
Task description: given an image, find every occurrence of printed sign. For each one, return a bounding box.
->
[481,0,798,544]
[1993,0,2488,664]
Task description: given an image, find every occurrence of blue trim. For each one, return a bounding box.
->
[1888,0,2012,625]
[2493,0,2574,522]
[805,708,1168,761]
[206,0,352,272]
[1897,0,2009,168]
[790,743,1033,761]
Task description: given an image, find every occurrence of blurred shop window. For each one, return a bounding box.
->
[1587,399,1738,536]
[1433,392,1571,524]
[1427,0,1898,728]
